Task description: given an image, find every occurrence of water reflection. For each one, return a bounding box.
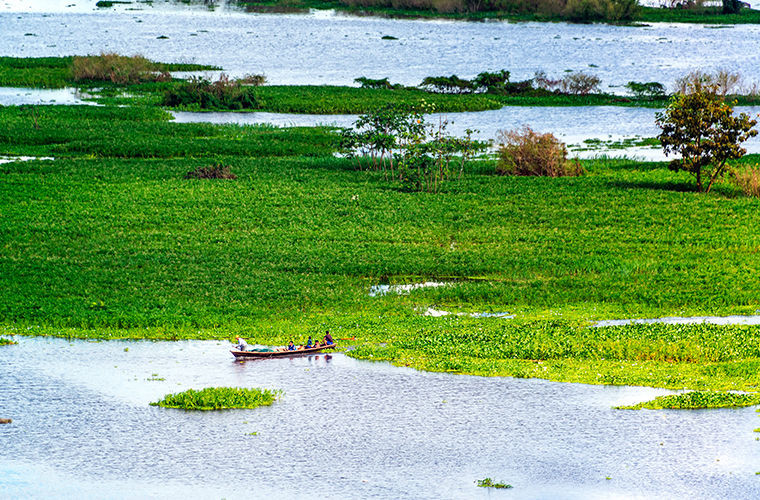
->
[1,337,758,499]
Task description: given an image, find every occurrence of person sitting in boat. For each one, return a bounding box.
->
[235,336,248,352]
[287,340,296,351]
[324,331,335,345]
[305,336,313,349]
[313,340,322,349]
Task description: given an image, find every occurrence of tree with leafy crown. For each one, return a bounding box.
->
[656,83,757,193]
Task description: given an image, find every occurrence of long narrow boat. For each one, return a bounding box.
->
[231,343,337,359]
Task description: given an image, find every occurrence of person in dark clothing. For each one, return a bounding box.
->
[324,331,335,345]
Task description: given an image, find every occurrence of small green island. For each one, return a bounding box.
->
[150,387,281,410]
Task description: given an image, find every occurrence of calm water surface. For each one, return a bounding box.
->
[170,106,760,159]
[1,338,759,499]
[3,1,760,89]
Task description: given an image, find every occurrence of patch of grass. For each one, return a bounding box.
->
[150,387,280,410]
[0,56,219,89]
[615,391,760,409]
[0,105,339,158]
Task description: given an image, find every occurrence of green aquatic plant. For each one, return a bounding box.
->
[150,387,280,410]
[0,338,16,346]
[476,478,512,489]
[615,391,760,410]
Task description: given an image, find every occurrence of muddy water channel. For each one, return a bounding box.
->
[1,338,759,499]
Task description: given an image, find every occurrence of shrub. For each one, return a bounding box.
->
[496,126,583,177]
[656,84,758,192]
[340,104,487,192]
[239,74,267,86]
[533,70,562,91]
[71,53,168,84]
[354,76,402,89]
[419,75,474,94]
[559,71,601,95]
[731,164,760,197]
[674,69,742,96]
[625,81,666,99]
[163,74,260,110]
[472,70,510,94]
[185,162,237,180]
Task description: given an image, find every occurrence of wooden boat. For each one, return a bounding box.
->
[231,343,337,359]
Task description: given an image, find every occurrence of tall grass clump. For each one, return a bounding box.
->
[71,53,170,84]
[731,164,760,197]
[150,387,280,410]
[496,126,583,177]
[163,74,260,110]
[185,162,237,180]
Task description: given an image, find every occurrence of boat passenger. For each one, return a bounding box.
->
[306,336,313,349]
[287,340,296,351]
[313,340,322,349]
[324,331,335,345]
[235,336,248,352]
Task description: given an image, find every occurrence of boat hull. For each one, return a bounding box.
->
[231,344,336,359]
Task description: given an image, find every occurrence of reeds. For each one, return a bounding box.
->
[731,164,760,197]
[71,53,170,84]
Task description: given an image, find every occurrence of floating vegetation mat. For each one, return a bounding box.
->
[616,391,760,410]
[150,387,281,410]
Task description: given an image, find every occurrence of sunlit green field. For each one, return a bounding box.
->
[2,104,760,396]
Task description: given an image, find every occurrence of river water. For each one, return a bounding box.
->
[1,338,759,499]
[4,2,760,158]
[3,1,760,89]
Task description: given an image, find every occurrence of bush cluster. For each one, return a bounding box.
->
[534,70,601,95]
[163,74,261,110]
[496,126,583,177]
[419,70,533,95]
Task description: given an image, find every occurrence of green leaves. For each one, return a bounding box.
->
[656,85,758,192]
[150,387,281,410]
[616,391,760,410]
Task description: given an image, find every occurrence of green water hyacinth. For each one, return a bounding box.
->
[150,387,281,410]
[615,391,760,410]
